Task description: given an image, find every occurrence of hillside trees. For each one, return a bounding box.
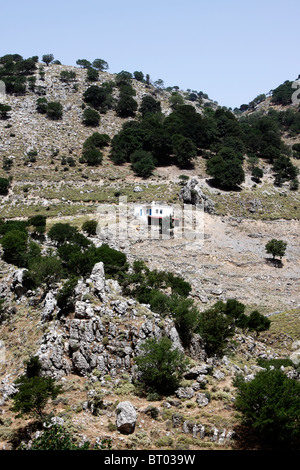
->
[76,59,92,68]
[92,59,109,71]
[86,66,99,82]
[265,239,287,260]
[11,356,63,419]
[234,368,300,448]
[130,150,155,177]
[0,229,28,267]
[46,101,63,120]
[134,337,188,396]
[83,84,114,113]
[271,80,294,106]
[80,132,110,166]
[82,107,100,127]
[206,151,245,189]
[0,177,10,195]
[42,54,54,66]
[0,54,37,95]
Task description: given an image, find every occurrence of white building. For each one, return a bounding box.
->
[134,202,179,227]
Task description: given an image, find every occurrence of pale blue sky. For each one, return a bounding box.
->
[1,0,299,108]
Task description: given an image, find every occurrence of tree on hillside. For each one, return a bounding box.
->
[0,229,28,267]
[251,166,263,183]
[11,356,63,420]
[272,155,299,186]
[0,177,10,195]
[130,150,155,177]
[171,134,197,168]
[246,310,271,337]
[76,59,92,68]
[134,337,188,395]
[83,85,113,112]
[0,104,12,119]
[42,54,54,66]
[206,154,245,189]
[271,80,294,106]
[265,239,287,261]
[46,101,63,120]
[92,59,109,71]
[133,71,144,82]
[86,66,99,82]
[82,107,100,127]
[139,95,161,116]
[233,369,300,449]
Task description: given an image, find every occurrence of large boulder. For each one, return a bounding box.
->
[179,178,215,214]
[42,291,57,322]
[90,262,105,296]
[116,401,137,434]
[11,268,28,298]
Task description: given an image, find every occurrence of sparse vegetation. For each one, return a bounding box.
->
[0,53,299,453]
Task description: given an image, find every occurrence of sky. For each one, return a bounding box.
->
[1,0,299,108]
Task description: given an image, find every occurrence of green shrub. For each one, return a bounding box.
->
[234,369,300,449]
[46,101,63,120]
[80,148,103,166]
[24,256,64,288]
[56,276,78,315]
[82,107,100,127]
[0,229,28,267]
[48,223,78,245]
[11,357,63,420]
[0,177,10,195]
[82,220,98,235]
[134,336,188,395]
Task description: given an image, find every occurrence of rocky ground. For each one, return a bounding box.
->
[0,62,299,451]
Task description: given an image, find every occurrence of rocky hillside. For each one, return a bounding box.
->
[0,58,299,451]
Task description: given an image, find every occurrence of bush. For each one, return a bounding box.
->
[0,229,28,267]
[134,336,188,395]
[36,97,48,114]
[25,256,64,288]
[234,369,300,448]
[46,101,63,120]
[82,220,98,235]
[82,107,100,126]
[48,223,78,245]
[265,239,287,260]
[0,177,10,195]
[11,357,62,419]
[80,148,103,166]
[130,150,155,177]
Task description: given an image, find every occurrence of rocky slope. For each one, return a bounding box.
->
[0,61,299,451]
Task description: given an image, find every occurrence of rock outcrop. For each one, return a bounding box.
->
[179,178,215,214]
